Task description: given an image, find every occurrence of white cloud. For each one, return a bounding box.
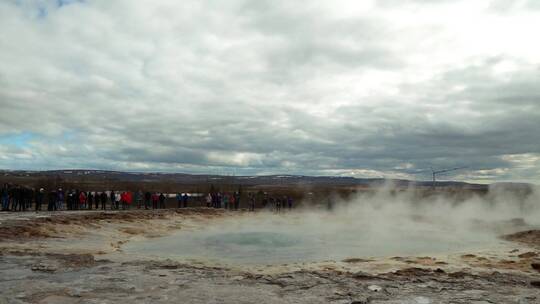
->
[0,0,539,183]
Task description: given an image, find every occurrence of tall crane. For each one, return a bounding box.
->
[430,167,466,188]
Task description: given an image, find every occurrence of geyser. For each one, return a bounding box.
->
[124,188,540,265]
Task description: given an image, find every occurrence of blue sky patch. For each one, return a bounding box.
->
[0,132,35,148]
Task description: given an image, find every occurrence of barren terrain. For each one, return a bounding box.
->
[0,208,539,303]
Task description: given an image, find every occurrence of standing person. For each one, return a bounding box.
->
[6,184,12,211]
[234,191,240,210]
[211,192,216,208]
[114,192,121,210]
[24,188,32,211]
[129,191,134,209]
[262,194,268,209]
[269,197,275,212]
[144,191,151,210]
[229,195,235,210]
[87,192,93,210]
[287,196,293,210]
[94,192,100,209]
[223,193,229,210]
[74,189,80,210]
[15,187,23,211]
[70,190,76,210]
[124,191,130,209]
[35,188,44,212]
[120,192,126,210]
[151,192,159,209]
[158,193,166,209]
[216,192,222,209]
[100,191,107,210]
[68,190,73,210]
[8,186,16,211]
[66,190,73,210]
[256,191,264,209]
[29,188,35,210]
[1,185,9,211]
[176,192,182,209]
[71,189,78,210]
[135,190,143,209]
[57,189,64,210]
[10,187,17,211]
[206,193,212,208]
[79,191,87,210]
[123,191,130,210]
[48,189,57,211]
[18,188,25,211]
[72,189,78,210]
[182,193,189,208]
[109,190,116,210]
[250,193,256,211]
[126,191,133,209]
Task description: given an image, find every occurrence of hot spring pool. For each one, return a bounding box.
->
[123,211,510,265]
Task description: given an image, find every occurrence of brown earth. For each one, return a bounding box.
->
[1,209,540,303]
[0,208,226,242]
[504,230,540,248]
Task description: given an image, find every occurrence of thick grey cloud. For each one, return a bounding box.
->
[0,0,539,183]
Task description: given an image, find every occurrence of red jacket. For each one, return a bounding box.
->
[79,192,87,204]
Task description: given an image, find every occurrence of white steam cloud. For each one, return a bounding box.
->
[127,185,540,264]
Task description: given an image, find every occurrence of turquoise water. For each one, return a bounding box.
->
[124,213,503,265]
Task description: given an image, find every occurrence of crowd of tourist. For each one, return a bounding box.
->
[204,191,293,212]
[0,184,293,212]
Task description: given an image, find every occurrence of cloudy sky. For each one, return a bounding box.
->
[0,0,539,183]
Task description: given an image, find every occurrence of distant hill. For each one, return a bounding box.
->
[0,169,497,190]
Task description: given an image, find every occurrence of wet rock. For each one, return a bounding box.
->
[66,288,83,297]
[367,285,382,292]
[15,293,26,299]
[49,253,95,268]
[342,258,371,263]
[518,252,538,259]
[31,263,57,272]
[148,260,180,269]
[448,271,469,279]
[352,271,374,280]
[393,267,433,277]
[350,296,370,304]
[504,230,540,247]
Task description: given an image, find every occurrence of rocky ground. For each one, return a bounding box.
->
[0,209,539,303]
